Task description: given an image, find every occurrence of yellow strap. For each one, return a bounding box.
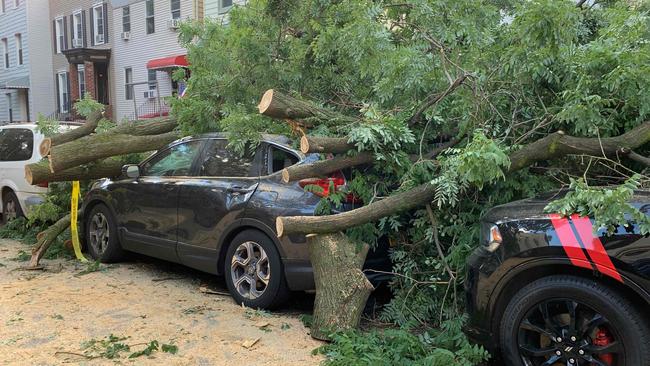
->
[70,181,87,262]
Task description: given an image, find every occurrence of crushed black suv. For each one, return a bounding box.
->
[466,190,650,366]
[80,134,390,309]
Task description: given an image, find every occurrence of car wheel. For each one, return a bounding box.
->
[85,204,124,263]
[500,275,650,366]
[224,229,289,309]
[2,191,24,224]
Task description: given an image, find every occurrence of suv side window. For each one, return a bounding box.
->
[0,128,33,162]
[269,145,299,174]
[198,139,261,177]
[141,140,202,177]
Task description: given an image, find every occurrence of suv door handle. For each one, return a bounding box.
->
[227,186,253,194]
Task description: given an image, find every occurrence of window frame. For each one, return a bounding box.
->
[1,38,8,69]
[14,33,22,65]
[57,71,70,113]
[77,65,86,99]
[139,139,204,177]
[122,6,130,33]
[72,11,83,47]
[92,4,105,45]
[219,0,233,14]
[124,67,133,100]
[197,138,263,178]
[55,17,64,53]
[170,0,181,20]
[145,0,155,34]
[147,69,157,91]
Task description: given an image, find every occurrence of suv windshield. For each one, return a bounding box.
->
[0,128,34,161]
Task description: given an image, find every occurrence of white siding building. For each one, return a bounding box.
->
[0,0,55,122]
[111,0,201,121]
[204,0,245,20]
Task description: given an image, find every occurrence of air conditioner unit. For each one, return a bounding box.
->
[95,34,104,44]
[143,90,156,99]
[72,38,83,48]
[121,32,130,40]
[168,18,181,29]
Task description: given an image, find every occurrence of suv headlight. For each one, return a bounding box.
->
[486,225,502,253]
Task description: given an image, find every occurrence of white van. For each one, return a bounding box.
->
[0,123,77,223]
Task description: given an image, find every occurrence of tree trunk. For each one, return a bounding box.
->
[110,116,177,136]
[300,136,355,154]
[40,110,103,156]
[258,89,356,127]
[29,214,71,268]
[48,131,180,173]
[307,232,373,341]
[25,158,123,185]
[282,152,374,183]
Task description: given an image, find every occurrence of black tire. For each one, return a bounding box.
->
[2,190,24,224]
[84,204,124,263]
[224,229,289,309]
[500,275,650,366]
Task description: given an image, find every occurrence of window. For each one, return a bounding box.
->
[78,65,86,98]
[269,146,299,174]
[142,141,202,177]
[14,0,20,8]
[15,34,22,65]
[146,0,155,34]
[1,0,5,13]
[93,4,105,45]
[0,128,34,161]
[122,6,130,33]
[57,72,70,113]
[55,17,64,53]
[1,38,8,68]
[72,11,83,47]
[219,0,233,13]
[148,69,157,90]
[198,139,260,177]
[125,67,133,100]
[171,0,181,19]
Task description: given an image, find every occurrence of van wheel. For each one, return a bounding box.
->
[3,191,24,224]
[224,230,289,309]
[85,204,124,263]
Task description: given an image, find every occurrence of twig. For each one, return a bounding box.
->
[620,148,650,167]
[425,204,456,282]
[151,277,185,282]
[410,74,468,125]
[54,351,99,360]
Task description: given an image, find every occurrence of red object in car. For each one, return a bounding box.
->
[299,171,359,203]
[593,328,614,365]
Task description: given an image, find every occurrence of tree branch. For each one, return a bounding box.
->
[282,152,374,183]
[40,110,103,156]
[409,74,468,126]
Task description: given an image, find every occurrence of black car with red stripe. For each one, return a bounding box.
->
[465,190,650,366]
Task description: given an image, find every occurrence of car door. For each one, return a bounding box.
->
[176,138,262,273]
[117,139,204,262]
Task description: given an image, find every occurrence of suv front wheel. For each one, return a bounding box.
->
[500,275,650,366]
[85,204,124,263]
[2,191,24,224]
[224,229,289,309]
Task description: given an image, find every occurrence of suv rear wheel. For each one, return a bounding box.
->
[224,229,289,309]
[500,275,650,366]
[2,191,23,224]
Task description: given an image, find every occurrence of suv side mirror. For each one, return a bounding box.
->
[122,164,140,179]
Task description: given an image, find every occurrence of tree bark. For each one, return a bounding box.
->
[109,116,177,136]
[40,110,103,156]
[282,152,374,183]
[48,131,180,173]
[25,158,123,185]
[300,136,355,154]
[258,89,356,127]
[29,214,71,268]
[621,148,650,167]
[307,232,373,341]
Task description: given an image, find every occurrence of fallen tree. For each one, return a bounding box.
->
[29,214,71,268]
[25,158,123,186]
[39,110,103,156]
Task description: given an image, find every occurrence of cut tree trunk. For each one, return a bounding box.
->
[48,131,180,173]
[25,158,123,185]
[29,214,71,268]
[40,110,103,156]
[110,116,177,136]
[282,152,374,183]
[258,89,356,127]
[300,136,355,154]
[307,232,373,341]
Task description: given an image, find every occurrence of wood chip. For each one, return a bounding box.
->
[254,321,270,328]
[241,338,260,349]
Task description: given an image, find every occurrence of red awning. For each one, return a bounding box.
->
[146,55,188,70]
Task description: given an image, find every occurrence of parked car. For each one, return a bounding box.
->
[80,133,391,309]
[465,190,650,366]
[0,123,77,223]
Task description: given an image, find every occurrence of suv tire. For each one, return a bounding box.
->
[2,190,24,224]
[500,275,650,366]
[224,229,289,309]
[85,204,124,263]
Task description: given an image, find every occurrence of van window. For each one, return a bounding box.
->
[0,128,33,161]
[269,146,299,174]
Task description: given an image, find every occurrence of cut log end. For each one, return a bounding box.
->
[39,138,52,157]
[258,89,275,114]
[24,165,33,185]
[276,217,284,238]
[300,135,310,154]
[281,169,290,183]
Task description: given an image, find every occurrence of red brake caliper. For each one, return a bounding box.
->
[592,328,614,365]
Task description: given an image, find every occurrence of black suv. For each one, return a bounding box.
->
[466,191,650,366]
[80,134,390,309]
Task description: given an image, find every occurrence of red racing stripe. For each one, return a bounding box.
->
[549,214,592,270]
[570,215,623,282]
